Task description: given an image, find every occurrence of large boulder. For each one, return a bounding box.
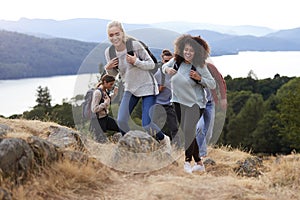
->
[0,136,62,183]
[111,130,175,173]
[46,125,88,153]
[0,138,34,182]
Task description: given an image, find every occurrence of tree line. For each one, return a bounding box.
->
[4,74,299,155]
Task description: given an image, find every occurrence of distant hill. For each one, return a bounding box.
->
[0,30,97,79]
[2,24,300,80]
[0,18,277,43]
[152,22,275,36]
[186,29,300,55]
[265,27,300,41]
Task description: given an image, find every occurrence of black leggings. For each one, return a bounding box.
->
[90,115,119,142]
[175,103,204,163]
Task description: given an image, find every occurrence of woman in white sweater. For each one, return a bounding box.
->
[104,21,171,153]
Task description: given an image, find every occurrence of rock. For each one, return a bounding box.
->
[0,136,62,183]
[27,136,62,166]
[111,130,175,173]
[0,124,12,137]
[234,156,263,177]
[203,158,216,166]
[46,125,88,153]
[117,130,160,153]
[0,138,34,182]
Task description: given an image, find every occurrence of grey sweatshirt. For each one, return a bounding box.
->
[105,40,159,97]
[162,58,216,108]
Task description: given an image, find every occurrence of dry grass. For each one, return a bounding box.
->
[1,117,300,200]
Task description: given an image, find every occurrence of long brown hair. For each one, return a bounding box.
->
[95,74,115,88]
[174,34,210,67]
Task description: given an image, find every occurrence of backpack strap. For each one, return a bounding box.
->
[160,66,166,86]
[173,60,181,71]
[108,45,117,60]
[126,38,134,54]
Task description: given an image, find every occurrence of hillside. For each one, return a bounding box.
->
[0,30,97,80]
[1,24,300,80]
[0,117,299,199]
[0,18,276,42]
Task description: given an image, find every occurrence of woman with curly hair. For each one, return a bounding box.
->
[162,34,216,173]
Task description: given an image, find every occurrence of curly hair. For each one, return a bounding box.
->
[174,34,210,67]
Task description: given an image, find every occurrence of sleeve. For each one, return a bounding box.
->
[197,65,216,90]
[91,89,109,113]
[207,63,227,100]
[104,47,119,77]
[132,41,155,70]
[162,58,175,74]
[154,69,162,85]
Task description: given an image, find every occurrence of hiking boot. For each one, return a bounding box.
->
[192,163,205,172]
[159,134,171,154]
[184,162,193,173]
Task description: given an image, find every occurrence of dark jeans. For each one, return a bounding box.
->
[90,115,119,143]
[176,103,204,163]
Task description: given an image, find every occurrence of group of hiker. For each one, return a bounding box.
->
[87,20,227,173]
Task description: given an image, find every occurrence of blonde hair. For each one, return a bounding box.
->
[107,20,127,43]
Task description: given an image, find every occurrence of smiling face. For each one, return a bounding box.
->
[183,44,195,63]
[107,26,124,48]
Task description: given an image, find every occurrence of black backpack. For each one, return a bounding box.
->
[108,37,158,69]
[108,38,158,94]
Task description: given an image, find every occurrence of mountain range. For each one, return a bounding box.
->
[1,18,300,79]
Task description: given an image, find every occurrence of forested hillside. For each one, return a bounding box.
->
[0,30,97,79]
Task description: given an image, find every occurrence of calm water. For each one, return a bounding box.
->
[1,51,299,117]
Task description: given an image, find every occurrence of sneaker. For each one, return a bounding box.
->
[159,134,171,154]
[192,163,205,172]
[184,162,193,173]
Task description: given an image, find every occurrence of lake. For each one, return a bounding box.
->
[1,51,300,117]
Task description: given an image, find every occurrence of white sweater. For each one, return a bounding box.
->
[105,40,159,97]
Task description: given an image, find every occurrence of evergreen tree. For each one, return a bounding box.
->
[226,93,264,149]
[276,77,300,151]
[35,86,52,108]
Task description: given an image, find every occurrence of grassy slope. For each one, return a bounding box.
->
[0,117,299,200]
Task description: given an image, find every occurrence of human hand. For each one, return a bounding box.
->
[113,86,119,95]
[126,52,137,65]
[166,67,177,75]
[106,57,119,70]
[159,85,165,92]
[104,94,110,104]
[190,70,201,81]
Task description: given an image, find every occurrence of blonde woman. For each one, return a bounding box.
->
[104,21,171,153]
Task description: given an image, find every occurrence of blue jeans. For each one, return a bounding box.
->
[117,91,164,139]
[196,101,215,157]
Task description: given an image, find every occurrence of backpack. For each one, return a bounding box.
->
[82,88,107,120]
[108,37,158,70]
[108,37,158,94]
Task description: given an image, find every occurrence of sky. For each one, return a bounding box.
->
[0,0,299,30]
